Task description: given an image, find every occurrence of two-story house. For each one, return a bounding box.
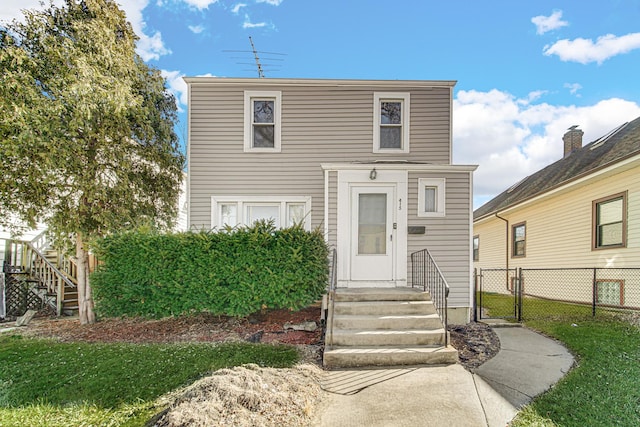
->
[185,78,477,327]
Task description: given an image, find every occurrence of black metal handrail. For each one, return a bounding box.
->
[411,248,449,346]
[326,248,337,346]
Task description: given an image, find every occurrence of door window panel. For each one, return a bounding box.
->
[358,193,387,255]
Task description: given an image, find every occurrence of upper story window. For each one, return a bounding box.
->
[244,91,281,152]
[512,222,526,258]
[593,192,626,250]
[373,92,410,153]
[473,235,479,261]
[417,178,445,217]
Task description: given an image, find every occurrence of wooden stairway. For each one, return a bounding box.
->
[3,236,79,317]
[43,249,79,315]
[323,288,458,368]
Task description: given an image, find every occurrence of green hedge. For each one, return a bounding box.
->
[91,222,329,318]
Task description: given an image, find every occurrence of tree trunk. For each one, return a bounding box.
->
[76,232,96,324]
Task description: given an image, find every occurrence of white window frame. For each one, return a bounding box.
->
[373,92,410,153]
[212,196,312,230]
[244,91,282,153]
[417,178,445,217]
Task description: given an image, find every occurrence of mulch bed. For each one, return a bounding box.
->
[11,305,501,370]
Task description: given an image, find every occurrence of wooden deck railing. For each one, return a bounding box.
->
[4,237,77,315]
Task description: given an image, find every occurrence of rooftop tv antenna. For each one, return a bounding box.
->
[223,37,286,77]
[249,36,264,78]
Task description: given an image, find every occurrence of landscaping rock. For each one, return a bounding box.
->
[284,321,317,332]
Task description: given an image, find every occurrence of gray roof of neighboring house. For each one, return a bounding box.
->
[474,115,640,221]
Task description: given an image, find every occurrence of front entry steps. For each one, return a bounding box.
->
[323,287,458,368]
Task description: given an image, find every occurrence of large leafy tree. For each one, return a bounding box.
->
[0,0,185,324]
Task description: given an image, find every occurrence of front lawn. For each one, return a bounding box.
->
[510,315,640,426]
[0,335,299,426]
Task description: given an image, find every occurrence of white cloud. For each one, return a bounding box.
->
[118,0,172,61]
[564,83,582,96]
[531,10,568,35]
[453,90,640,207]
[518,90,548,105]
[188,24,205,34]
[243,13,267,28]
[543,32,640,64]
[256,0,283,5]
[0,0,64,23]
[161,70,188,111]
[181,0,219,10]
[137,30,172,61]
[231,3,247,14]
[0,0,171,62]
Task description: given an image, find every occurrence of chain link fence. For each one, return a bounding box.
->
[476,267,640,322]
[475,268,518,320]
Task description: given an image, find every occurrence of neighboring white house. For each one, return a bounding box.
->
[473,117,640,308]
[184,77,477,323]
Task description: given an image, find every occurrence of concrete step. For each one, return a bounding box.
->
[335,287,430,302]
[334,300,437,316]
[323,345,458,368]
[331,328,446,347]
[332,313,443,330]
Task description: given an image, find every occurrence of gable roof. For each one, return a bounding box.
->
[474,116,640,221]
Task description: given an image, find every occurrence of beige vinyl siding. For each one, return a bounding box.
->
[474,161,640,270]
[188,81,453,229]
[407,171,472,308]
[473,219,509,269]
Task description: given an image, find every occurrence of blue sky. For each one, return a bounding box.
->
[3,0,640,208]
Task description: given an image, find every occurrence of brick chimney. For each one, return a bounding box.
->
[563,126,584,158]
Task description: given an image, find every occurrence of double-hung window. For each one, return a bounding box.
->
[593,192,626,249]
[512,222,526,258]
[473,236,479,261]
[244,91,281,152]
[373,92,410,153]
[213,196,311,230]
[417,178,445,217]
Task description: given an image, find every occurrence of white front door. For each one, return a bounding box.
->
[335,169,407,287]
[350,185,395,281]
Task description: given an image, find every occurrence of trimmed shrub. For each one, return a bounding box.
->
[91,221,329,318]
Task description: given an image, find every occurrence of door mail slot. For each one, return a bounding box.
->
[407,226,426,235]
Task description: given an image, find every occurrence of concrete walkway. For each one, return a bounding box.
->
[312,325,574,427]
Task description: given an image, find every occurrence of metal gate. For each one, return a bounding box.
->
[475,268,521,321]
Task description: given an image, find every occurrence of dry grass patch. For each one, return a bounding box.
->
[154,363,326,427]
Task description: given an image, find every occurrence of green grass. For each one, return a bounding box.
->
[509,315,640,426]
[477,291,518,319]
[478,292,595,321]
[0,335,299,426]
[480,292,640,426]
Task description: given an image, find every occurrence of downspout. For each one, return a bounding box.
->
[495,213,509,290]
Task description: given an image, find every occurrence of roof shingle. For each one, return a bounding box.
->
[474,116,640,221]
